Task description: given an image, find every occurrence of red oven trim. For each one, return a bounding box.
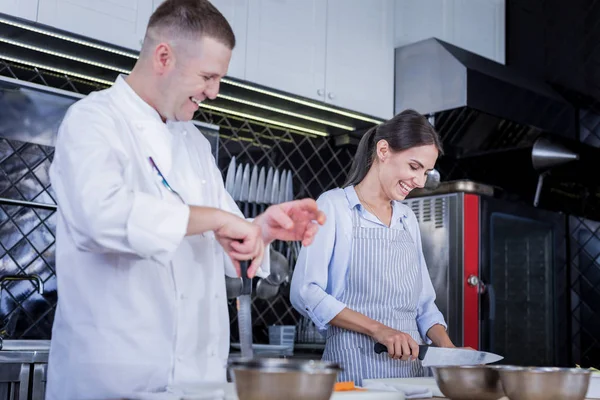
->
[463,194,480,349]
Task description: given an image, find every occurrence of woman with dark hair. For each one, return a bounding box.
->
[290,109,455,385]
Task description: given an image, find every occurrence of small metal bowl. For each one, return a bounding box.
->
[432,365,505,400]
[497,366,592,400]
[227,358,342,400]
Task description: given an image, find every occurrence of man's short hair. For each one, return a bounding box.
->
[147,0,235,49]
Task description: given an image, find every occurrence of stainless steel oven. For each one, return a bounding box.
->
[404,181,569,367]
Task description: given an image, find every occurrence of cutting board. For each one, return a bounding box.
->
[331,390,404,399]
[362,377,444,397]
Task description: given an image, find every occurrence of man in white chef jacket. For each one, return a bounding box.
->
[44,0,325,399]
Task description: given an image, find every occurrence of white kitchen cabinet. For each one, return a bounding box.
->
[245,0,327,102]
[395,0,505,64]
[37,0,154,51]
[208,0,248,80]
[325,0,394,119]
[0,0,39,21]
[245,0,393,118]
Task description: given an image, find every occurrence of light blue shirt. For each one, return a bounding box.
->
[290,186,447,343]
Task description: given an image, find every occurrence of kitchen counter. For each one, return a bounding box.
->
[0,339,49,363]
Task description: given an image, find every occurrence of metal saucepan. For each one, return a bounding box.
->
[228,358,342,400]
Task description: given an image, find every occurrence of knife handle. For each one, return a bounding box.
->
[240,260,252,295]
[374,342,429,361]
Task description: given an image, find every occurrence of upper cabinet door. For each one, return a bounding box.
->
[450,0,505,64]
[394,0,505,65]
[209,0,248,80]
[325,0,394,119]
[245,0,327,101]
[37,0,154,51]
[0,0,39,21]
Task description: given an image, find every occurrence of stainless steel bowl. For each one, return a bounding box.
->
[227,358,342,400]
[497,366,592,400]
[432,365,505,400]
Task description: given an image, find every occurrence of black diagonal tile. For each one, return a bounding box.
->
[0,139,13,163]
[0,253,19,275]
[0,168,10,194]
[33,159,52,189]
[0,207,8,228]
[15,172,44,202]
[18,144,46,169]
[23,256,54,283]
[0,220,23,250]
[8,239,37,270]
[27,223,54,254]
[0,153,28,183]
[12,207,41,236]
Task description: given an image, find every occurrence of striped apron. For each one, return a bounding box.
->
[322,207,429,385]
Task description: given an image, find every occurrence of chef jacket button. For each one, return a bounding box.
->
[180,293,186,300]
[201,180,206,185]
[214,292,219,299]
[177,356,183,362]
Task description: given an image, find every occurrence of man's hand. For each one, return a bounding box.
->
[252,198,326,246]
[214,212,265,278]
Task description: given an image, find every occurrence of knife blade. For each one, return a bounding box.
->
[278,169,287,204]
[232,163,244,201]
[237,260,253,359]
[262,167,273,214]
[286,170,293,202]
[270,169,280,205]
[240,164,250,216]
[373,343,503,367]
[225,156,236,195]
[248,165,258,218]
[255,166,266,218]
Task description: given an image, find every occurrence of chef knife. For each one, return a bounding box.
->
[237,260,254,359]
[225,156,236,195]
[270,168,280,206]
[232,163,244,202]
[256,166,266,215]
[373,343,503,367]
[263,167,274,213]
[240,164,250,217]
[248,165,258,218]
[278,169,287,204]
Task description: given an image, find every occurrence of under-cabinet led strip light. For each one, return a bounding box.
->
[0,16,139,59]
[0,54,327,137]
[0,37,354,131]
[0,17,385,125]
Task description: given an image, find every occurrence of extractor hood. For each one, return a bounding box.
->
[394,38,578,156]
[394,38,600,220]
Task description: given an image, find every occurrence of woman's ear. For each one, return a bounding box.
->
[376,139,389,162]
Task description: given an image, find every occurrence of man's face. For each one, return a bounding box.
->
[156,36,231,121]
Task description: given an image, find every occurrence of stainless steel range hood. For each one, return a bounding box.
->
[394,38,578,156]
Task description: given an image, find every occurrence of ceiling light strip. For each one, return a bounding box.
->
[199,104,328,137]
[0,17,384,125]
[221,78,385,124]
[0,17,139,59]
[218,94,354,131]
[0,54,115,85]
[0,39,358,130]
[0,37,131,74]
[0,55,328,137]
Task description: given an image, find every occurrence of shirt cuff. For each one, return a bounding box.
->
[127,192,189,263]
[307,294,346,332]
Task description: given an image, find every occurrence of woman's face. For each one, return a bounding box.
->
[376,141,439,201]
